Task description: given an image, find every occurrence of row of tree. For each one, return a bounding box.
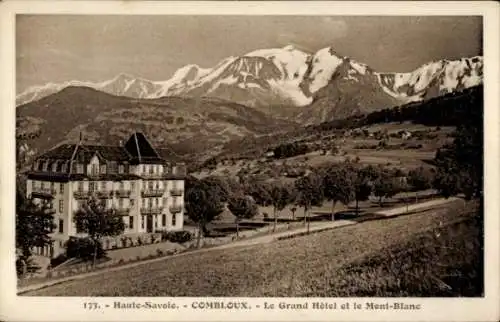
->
[183,162,437,242]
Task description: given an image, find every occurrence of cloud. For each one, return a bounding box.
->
[275,17,348,51]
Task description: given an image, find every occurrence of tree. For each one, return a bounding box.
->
[203,175,241,203]
[16,195,56,276]
[185,178,225,248]
[73,197,125,267]
[322,166,355,221]
[269,183,293,232]
[373,173,401,207]
[407,166,434,201]
[353,171,372,215]
[294,173,324,233]
[433,90,483,200]
[227,195,258,238]
[290,206,297,220]
[244,180,273,207]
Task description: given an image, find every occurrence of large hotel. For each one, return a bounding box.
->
[25,132,186,257]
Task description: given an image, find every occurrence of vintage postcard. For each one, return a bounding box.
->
[0,1,499,321]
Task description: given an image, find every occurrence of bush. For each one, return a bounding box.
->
[65,237,105,261]
[157,230,193,243]
[50,254,68,268]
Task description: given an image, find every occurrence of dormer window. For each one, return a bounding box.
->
[42,161,48,172]
[76,164,84,174]
[51,162,57,172]
[100,164,106,174]
[91,164,98,176]
[118,165,124,174]
[61,163,67,173]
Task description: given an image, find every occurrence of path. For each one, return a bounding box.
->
[17,196,459,295]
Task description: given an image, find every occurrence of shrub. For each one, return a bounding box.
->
[65,237,105,261]
[157,230,193,243]
[156,249,164,256]
[50,254,68,268]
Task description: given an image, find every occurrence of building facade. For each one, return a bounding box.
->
[25,133,186,257]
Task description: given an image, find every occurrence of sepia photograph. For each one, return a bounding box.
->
[1,1,499,321]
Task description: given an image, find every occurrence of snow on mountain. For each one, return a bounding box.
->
[376,56,483,103]
[17,45,483,113]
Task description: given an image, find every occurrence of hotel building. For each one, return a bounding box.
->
[25,132,186,257]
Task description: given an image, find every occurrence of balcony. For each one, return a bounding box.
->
[169,205,183,214]
[96,190,113,199]
[115,208,131,216]
[170,189,183,197]
[141,189,165,198]
[140,207,163,215]
[116,190,132,198]
[73,190,91,199]
[31,187,57,199]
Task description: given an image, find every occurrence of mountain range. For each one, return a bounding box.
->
[17,45,483,111]
[16,45,483,158]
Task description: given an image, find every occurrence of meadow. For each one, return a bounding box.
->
[24,199,481,297]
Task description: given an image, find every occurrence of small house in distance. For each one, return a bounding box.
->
[25,132,186,258]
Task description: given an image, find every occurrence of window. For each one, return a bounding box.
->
[61,163,67,173]
[76,164,84,174]
[89,181,96,192]
[155,217,158,228]
[148,198,153,208]
[141,216,145,229]
[155,181,159,190]
[109,162,117,173]
[131,182,135,190]
[51,163,57,172]
[118,198,123,209]
[130,199,135,207]
[142,199,146,207]
[149,181,154,190]
[78,182,83,192]
[119,181,125,191]
[101,181,106,191]
[91,164,98,175]
[59,219,64,234]
[42,161,48,172]
[118,165,124,174]
[149,165,154,174]
[100,164,106,174]
[58,200,64,213]
[129,216,134,229]
[59,183,64,194]
[50,182,55,192]
[172,214,176,227]
[162,214,166,227]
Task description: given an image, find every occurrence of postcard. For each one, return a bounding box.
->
[0,1,499,321]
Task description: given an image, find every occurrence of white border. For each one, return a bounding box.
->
[1,1,499,322]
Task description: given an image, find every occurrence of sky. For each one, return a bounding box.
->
[16,15,482,93]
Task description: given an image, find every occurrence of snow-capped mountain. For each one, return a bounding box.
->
[17,45,483,114]
[377,56,483,102]
[16,74,165,106]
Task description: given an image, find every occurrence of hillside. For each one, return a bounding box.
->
[23,200,481,297]
[17,45,483,125]
[16,86,297,157]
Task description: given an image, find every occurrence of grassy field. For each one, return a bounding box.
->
[23,199,481,297]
